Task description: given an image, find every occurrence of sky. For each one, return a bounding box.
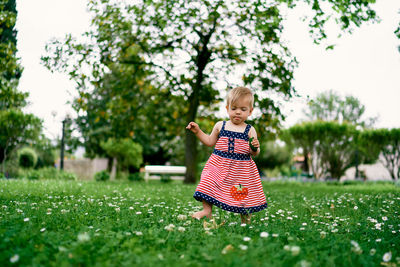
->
[15,0,400,139]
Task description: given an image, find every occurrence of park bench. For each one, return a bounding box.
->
[144,165,186,182]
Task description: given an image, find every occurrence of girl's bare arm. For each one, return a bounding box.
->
[186,121,221,147]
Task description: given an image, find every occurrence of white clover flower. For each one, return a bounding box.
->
[164,224,175,231]
[243,237,251,242]
[115,207,120,212]
[354,206,358,210]
[40,228,46,232]
[383,252,392,262]
[23,218,29,222]
[284,245,290,251]
[177,214,187,221]
[177,226,186,232]
[291,246,300,256]
[376,239,382,242]
[272,233,279,237]
[239,244,248,250]
[240,223,247,227]
[260,232,269,238]
[77,232,90,242]
[382,216,388,221]
[369,248,376,255]
[10,254,19,263]
[129,207,134,210]
[136,211,142,215]
[320,231,327,239]
[135,231,143,236]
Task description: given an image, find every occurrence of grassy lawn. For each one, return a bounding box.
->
[0,179,399,266]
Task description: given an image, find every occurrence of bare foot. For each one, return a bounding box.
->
[241,214,251,224]
[191,210,212,220]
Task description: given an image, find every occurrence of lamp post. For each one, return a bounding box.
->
[60,116,71,170]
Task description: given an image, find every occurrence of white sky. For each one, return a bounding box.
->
[15,0,400,139]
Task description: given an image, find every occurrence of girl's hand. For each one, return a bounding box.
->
[250,137,260,152]
[186,122,200,134]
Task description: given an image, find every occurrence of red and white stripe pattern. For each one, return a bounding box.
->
[193,122,267,214]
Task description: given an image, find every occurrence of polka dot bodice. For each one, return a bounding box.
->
[213,121,252,161]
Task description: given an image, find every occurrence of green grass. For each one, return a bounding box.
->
[1,180,399,266]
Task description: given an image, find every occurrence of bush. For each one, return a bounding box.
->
[94,170,110,181]
[18,147,38,168]
[18,167,77,180]
[128,172,144,182]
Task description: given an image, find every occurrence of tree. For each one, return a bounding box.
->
[0,109,42,172]
[42,0,378,183]
[304,90,377,127]
[0,1,44,174]
[285,121,366,179]
[101,138,143,177]
[361,128,400,180]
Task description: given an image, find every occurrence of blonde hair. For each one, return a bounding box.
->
[226,87,254,108]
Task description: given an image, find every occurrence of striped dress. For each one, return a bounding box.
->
[193,121,268,214]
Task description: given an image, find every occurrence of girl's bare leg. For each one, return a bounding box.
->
[241,214,252,224]
[192,200,212,219]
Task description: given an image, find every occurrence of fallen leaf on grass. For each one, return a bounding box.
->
[203,219,226,230]
[221,244,234,254]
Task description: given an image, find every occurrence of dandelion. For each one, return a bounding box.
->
[260,232,269,238]
[10,254,19,263]
[383,252,392,262]
[177,227,185,232]
[243,237,251,242]
[23,218,29,222]
[239,244,248,250]
[77,232,90,242]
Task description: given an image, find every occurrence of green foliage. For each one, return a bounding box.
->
[101,138,143,172]
[94,170,110,182]
[17,147,37,169]
[255,141,292,172]
[128,172,144,182]
[0,109,42,169]
[285,121,362,179]
[361,128,400,180]
[304,90,377,127]
[18,167,77,180]
[33,135,57,168]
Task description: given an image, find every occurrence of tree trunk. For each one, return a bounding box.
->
[183,29,213,183]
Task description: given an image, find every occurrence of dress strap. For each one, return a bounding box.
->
[221,121,226,131]
[244,124,251,136]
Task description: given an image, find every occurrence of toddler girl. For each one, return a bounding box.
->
[186,86,267,223]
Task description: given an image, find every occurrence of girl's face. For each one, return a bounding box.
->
[226,96,253,125]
